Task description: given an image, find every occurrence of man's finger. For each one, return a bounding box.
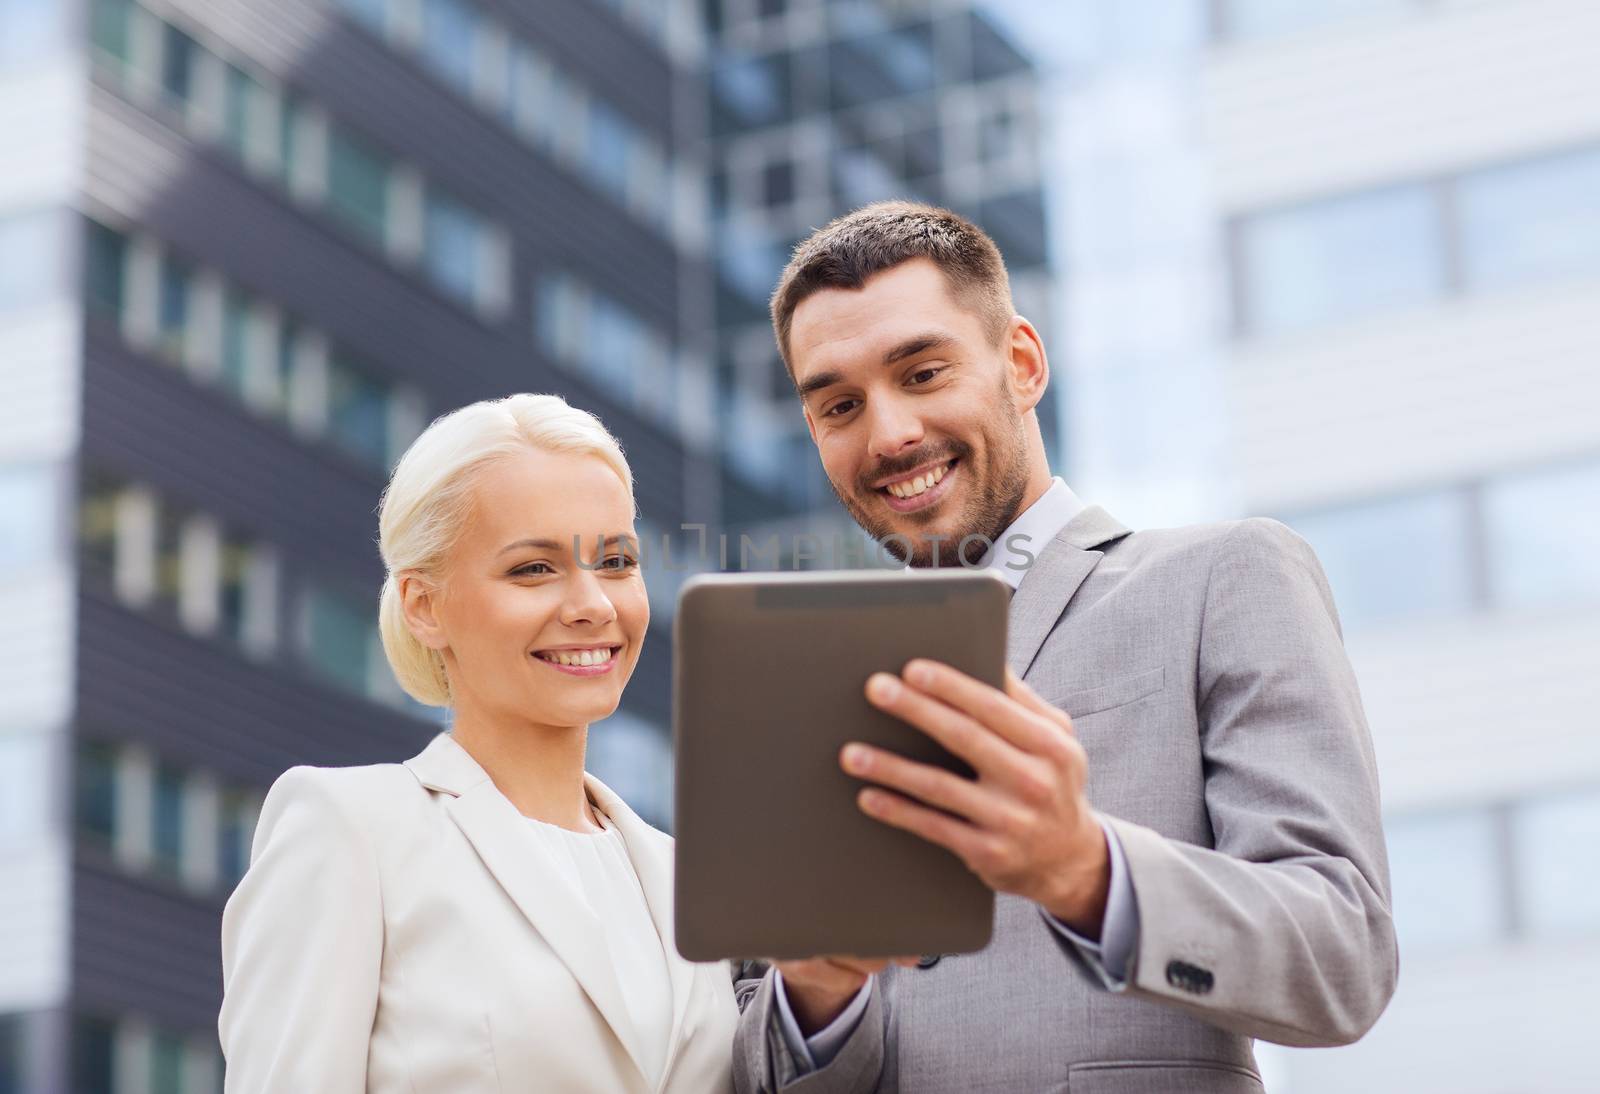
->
[858,786,988,868]
[840,743,1007,826]
[897,660,1061,754]
[865,672,1018,775]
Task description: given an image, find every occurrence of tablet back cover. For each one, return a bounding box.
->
[672,569,1005,961]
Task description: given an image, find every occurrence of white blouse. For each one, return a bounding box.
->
[525,807,675,1089]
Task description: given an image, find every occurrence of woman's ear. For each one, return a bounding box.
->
[1005,316,1049,414]
[399,571,449,651]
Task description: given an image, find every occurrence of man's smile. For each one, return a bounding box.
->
[875,457,959,513]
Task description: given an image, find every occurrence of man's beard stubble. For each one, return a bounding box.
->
[829,382,1032,569]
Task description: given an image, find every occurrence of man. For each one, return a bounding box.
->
[731,202,1397,1093]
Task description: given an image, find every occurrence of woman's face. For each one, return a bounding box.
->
[417,447,647,731]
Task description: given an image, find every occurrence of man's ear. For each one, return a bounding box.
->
[1006,316,1049,414]
[399,571,449,651]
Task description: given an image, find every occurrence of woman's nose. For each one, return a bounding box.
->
[558,568,618,627]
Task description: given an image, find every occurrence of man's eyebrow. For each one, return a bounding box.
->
[796,333,956,400]
[884,333,956,365]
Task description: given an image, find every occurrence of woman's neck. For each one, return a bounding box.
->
[448,712,600,832]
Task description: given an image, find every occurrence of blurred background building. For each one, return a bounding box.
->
[0,0,1050,1089]
[991,0,1600,1090]
[704,0,1058,537]
[1,0,1596,1091]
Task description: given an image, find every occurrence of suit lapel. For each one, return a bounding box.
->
[1007,505,1134,679]
[585,773,696,1086]
[405,734,651,1086]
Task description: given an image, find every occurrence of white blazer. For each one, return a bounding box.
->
[219,732,737,1093]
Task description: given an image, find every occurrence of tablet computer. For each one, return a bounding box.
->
[672,568,1008,962]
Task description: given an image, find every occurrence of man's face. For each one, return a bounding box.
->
[790,258,1035,566]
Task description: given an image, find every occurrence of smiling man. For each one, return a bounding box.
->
[730,203,1398,1093]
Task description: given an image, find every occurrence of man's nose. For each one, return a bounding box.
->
[865,398,924,460]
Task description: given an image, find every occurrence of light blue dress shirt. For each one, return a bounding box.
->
[775,478,1142,1070]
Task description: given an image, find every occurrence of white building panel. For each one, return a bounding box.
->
[1350,610,1600,812]
[1226,279,1600,512]
[1204,0,1600,212]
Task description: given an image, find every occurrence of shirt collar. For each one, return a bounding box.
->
[981,477,1087,590]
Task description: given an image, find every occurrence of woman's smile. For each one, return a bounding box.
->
[531,643,623,676]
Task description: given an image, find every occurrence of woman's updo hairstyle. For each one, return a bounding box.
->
[376,393,633,707]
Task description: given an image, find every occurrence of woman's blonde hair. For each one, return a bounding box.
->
[376,392,634,707]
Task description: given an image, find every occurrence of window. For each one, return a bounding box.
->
[151,763,186,876]
[0,1010,21,1094]
[326,353,392,469]
[159,23,199,107]
[1234,184,1443,337]
[72,1016,115,1094]
[300,585,379,698]
[152,499,187,617]
[1512,789,1600,938]
[1282,489,1476,630]
[77,469,123,584]
[76,742,119,845]
[336,0,389,35]
[0,463,55,573]
[1458,146,1600,293]
[89,0,132,65]
[587,101,637,202]
[156,252,195,362]
[217,533,256,647]
[219,289,253,402]
[420,0,481,95]
[762,159,795,208]
[218,792,255,888]
[325,128,392,246]
[712,51,791,134]
[1386,807,1505,954]
[222,64,278,176]
[423,190,492,309]
[150,1031,185,1094]
[86,221,128,318]
[1484,458,1600,611]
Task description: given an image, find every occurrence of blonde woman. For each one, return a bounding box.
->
[218,394,737,1093]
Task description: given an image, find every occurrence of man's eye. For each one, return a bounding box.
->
[909,367,943,385]
[824,399,859,417]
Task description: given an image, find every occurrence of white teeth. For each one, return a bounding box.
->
[538,647,613,667]
[885,462,950,499]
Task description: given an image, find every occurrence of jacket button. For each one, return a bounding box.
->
[1165,960,1214,995]
[916,954,942,969]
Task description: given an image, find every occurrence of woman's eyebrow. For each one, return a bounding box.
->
[497,538,564,556]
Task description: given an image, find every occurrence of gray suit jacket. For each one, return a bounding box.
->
[732,507,1398,1093]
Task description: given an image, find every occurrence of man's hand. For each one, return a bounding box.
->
[771,956,919,1035]
[843,662,1111,937]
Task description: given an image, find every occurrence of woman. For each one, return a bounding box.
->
[219,393,737,1093]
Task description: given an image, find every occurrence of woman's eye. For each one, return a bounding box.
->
[599,554,639,572]
[512,562,553,576]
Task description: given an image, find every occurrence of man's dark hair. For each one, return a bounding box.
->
[770,200,1014,376]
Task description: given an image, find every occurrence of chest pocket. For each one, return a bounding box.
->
[1040,666,1165,720]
